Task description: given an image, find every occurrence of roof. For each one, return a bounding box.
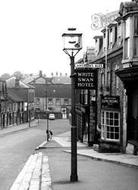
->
[51,76,71,84]
[7,89,24,102]
[34,84,71,98]
[6,77,30,88]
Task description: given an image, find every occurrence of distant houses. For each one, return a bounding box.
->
[0,77,35,128]
[0,71,71,128]
[23,71,71,119]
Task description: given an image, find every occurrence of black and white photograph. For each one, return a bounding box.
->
[0,0,138,189]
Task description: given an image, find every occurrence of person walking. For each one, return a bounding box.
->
[49,129,53,140]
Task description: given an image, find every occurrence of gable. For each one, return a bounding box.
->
[35,77,46,84]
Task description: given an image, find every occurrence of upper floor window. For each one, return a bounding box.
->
[115,76,119,89]
[134,15,138,57]
[84,90,88,105]
[101,72,105,87]
[124,17,130,59]
[48,98,53,105]
[107,71,110,87]
[117,22,122,46]
[64,98,69,105]
[125,17,130,38]
[56,98,60,105]
[103,32,107,52]
[109,28,113,49]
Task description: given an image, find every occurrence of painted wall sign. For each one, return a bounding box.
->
[91,11,119,30]
[75,69,97,89]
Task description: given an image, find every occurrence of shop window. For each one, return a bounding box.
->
[134,15,138,57]
[101,110,120,142]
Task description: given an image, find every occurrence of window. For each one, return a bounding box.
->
[107,71,110,87]
[109,28,113,49]
[124,18,130,59]
[115,76,119,89]
[84,90,88,105]
[48,98,53,105]
[117,22,122,46]
[101,73,105,87]
[64,98,69,105]
[56,98,60,105]
[101,110,120,141]
[103,32,107,53]
[134,15,138,57]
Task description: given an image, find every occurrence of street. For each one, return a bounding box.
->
[0,119,69,190]
[0,119,138,190]
[41,137,138,190]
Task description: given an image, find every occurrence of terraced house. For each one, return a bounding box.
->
[0,77,35,129]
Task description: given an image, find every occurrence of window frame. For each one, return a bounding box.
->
[101,110,120,142]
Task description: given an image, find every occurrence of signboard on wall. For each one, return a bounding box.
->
[75,69,97,89]
[101,95,120,109]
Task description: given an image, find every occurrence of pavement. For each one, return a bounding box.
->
[0,120,138,190]
[0,119,39,137]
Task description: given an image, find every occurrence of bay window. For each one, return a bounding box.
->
[101,110,120,142]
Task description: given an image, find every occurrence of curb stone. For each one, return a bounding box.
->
[10,152,52,190]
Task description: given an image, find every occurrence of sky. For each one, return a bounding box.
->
[0,0,128,77]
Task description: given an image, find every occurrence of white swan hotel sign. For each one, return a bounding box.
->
[75,69,97,89]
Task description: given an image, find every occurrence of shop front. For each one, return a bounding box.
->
[99,95,121,152]
[116,67,138,154]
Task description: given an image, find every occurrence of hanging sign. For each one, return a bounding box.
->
[101,95,120,109]
[75,69,97,89]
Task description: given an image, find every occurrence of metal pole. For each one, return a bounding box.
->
[28,89,30,127]
[46,90,49,141]
[70,55,78,182]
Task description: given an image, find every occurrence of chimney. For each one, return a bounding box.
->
[39,70,42,77]
[15,77,20,88]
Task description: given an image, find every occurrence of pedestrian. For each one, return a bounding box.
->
[49,130,53,140]
[46,129,50,141]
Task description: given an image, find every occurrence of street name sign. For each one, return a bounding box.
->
[75,63,103,69]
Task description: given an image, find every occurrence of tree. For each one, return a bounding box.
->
[13,71,23,80]
[0,73,11,80]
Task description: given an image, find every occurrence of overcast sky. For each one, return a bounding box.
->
[0,0,128,77]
